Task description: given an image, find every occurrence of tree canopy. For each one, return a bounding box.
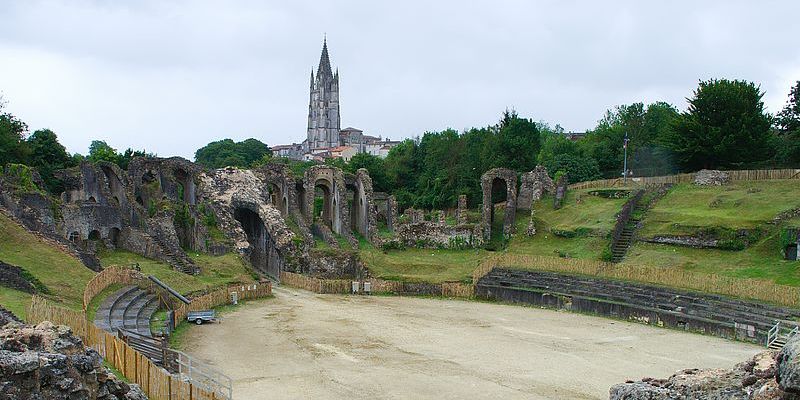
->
[194,138,272,169]
[665,79,774,170]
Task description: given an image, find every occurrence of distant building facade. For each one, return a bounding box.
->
[271,39,399,161]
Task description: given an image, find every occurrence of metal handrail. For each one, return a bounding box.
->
[171,349,233,400]
[767,321,781,347]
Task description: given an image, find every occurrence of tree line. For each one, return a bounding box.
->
[2,78,799,207]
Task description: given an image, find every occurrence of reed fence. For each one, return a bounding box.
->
[441,282,475,298]
[279,271,350,294]
[28,296,219,400]
[83,265,143,311]
[567,168,800,190]
[173,282,273,324]
[475,254,800,307]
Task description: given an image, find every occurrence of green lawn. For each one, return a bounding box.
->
[640,180,800,236]
[358,189,627,282]
[626,226,800,286]
[0,287,32,319]
[0,212,94,311]
[97,249,255,296]
[360,242,487,283]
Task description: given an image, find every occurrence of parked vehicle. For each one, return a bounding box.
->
[187,310,217,325]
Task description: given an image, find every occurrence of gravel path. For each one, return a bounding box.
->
[181,286,760,399]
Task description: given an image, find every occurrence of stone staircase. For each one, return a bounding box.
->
[610,185,672,263]
[611,202,647,262]
[94,286,159,338]
[150,228,200,275]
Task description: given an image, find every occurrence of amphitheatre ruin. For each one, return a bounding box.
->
[2,22,800,400]
[2,154,800,399]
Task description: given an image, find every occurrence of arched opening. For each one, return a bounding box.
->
[234,207,281,279]
[786,244,798,261]
[268,183,286,215]
[69,231,80,243]
[88,230,101,241]
[348,183,368,238]
[135,195,144,207]
[87,196,97,203]
[489,177,508,229]
[109,227,121,246]
[174,168,195,205]
[141,171,157,185]
[101,166,125,207]
[314,179,334,230]
[295,181,306,216]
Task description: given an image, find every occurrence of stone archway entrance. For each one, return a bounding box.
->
[481,168,518,240]
[234,207,282,279]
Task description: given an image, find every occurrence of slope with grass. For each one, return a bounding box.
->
[358,188,627,282]
[0,212,94,315]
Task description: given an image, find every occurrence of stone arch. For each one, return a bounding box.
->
[87,196,97,203]
[109,227,121,246]
[100,164,126,207]
[313,178,335,229]
[233,205,282,279]
[88,230,101,241]
[481,168,518,240]
[303,165,348,236]
[267,182,287,215]
[347,169,376,240]
[173,167,196,205]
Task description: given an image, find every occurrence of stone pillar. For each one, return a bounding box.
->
[387,195,398,232]
[437,210,446,225]
[456,195,468,225]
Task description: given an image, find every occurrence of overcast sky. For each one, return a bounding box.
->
[1,1,798,160]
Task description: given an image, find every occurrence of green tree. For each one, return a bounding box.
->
[544,153,601,184]
[26,129,74,193]
[345,152,389,192]
[490,109,541,171]
[0,98,30,166]
[774,81,800,167]
[118,148,154,170]
[194,138,272,169]
[383,139,419,208]
[666,79,774,170]
[87,140,120,164]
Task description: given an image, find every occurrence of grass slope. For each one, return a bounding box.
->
[97,249,255,296]
[641,180,800,236]
[359,189,626,282]
[0,212,94,312]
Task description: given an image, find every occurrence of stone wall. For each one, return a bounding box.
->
[306,250,362,279]
[395,221,483,249]
[517,165,554,210]
[481,168,518,240]
[0,321,147,399]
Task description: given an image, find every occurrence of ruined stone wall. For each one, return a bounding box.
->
[481,168,518,239]
[517,166,554,210]
[395,221,483,249]
[303,165,350,237]
[306,249,362,279]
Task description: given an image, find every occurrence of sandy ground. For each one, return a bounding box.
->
[180,287,761,400]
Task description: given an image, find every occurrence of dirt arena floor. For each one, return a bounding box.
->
[180,287,760,399]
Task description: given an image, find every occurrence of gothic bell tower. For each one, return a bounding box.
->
[306,37,340,151]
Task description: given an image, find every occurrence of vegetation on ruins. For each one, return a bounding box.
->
[194,137,272,169]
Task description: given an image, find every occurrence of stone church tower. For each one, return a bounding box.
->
[307,38,340,151]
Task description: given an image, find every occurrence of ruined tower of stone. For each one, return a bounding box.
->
[307,38,340,151]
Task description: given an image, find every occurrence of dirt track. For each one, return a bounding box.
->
[181,287,760,399]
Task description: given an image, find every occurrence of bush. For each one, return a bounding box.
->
[381,240,406,251]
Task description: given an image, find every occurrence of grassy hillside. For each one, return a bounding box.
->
[640,180,799,236]
[0,210,255,319]
[360,188,626,282]
[97,249,256,296]
[0,212,94,313]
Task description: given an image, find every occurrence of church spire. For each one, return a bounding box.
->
[317,36,333,79]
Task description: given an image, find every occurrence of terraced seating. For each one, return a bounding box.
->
[94,285,159,338]
[478,268,800,343]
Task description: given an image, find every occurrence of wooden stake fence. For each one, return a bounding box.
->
[568,168,800,190]
[29,281,272,400]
